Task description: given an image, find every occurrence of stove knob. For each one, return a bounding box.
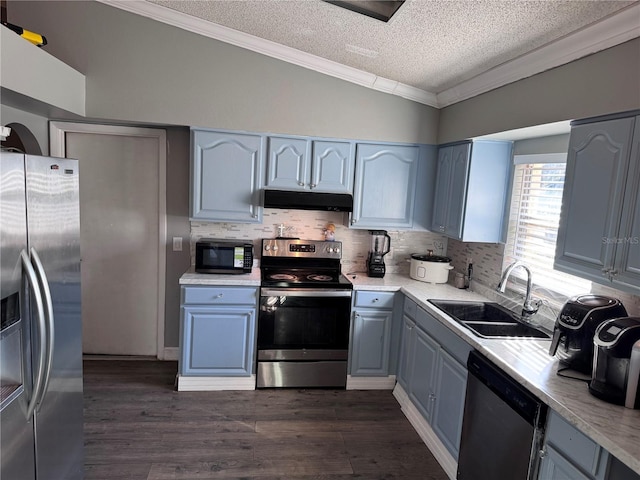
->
[264,245,270,251]
[272,245,279,251]
[335,247,340,254]
[327,247,334,253]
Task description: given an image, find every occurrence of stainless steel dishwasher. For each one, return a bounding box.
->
[457,351,547,480]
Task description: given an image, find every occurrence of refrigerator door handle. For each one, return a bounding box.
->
[30,247,55,411]
[21,249,47,420]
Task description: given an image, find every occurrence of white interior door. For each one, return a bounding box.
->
[50,124,166,356]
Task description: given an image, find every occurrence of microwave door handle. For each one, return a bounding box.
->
[30,247,55,411]
[21,250,47,420]
[625,340,640,409]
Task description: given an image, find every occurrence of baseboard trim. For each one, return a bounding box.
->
[161,347,179,361]
[393,383,457,480]
[346,375,396,390]
[177,374,256,391]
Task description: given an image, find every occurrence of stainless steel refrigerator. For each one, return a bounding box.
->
[1,152,83,479]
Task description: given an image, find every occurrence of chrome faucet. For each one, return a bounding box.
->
[497,261,541,318]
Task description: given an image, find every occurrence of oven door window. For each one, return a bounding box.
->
[258,295,350,350]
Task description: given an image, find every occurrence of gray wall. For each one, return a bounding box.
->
[1,104,50,155]
[439,38,640,143]
[164,127,191,349]
[513,134,570,156]
[8,1,440,145]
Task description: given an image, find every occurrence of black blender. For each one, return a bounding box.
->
[367,230,391,277]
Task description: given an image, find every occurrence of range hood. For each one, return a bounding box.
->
[264,189,353,212]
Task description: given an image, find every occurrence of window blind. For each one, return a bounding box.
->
[504,160,591,296]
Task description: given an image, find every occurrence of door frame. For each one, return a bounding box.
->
[49,122,168,359]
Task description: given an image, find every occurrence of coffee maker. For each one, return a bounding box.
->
[589,317,640,408]
[367,230,390,278]
[549,294,627,377]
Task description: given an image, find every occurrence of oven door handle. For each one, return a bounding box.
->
[260,288,352,298]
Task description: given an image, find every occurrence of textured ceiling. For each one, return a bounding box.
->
[147,0,636,94]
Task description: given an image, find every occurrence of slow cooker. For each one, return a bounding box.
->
[409,252,453,284]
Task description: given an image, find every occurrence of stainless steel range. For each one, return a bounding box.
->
[257,238,353,388]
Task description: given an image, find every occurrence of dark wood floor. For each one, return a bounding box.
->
[83,360,449,479]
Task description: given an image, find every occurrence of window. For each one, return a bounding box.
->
[503,153,591,297]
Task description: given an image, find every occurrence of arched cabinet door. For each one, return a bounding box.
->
[310,140,355,193]
[265,137,355,193]
[190,129,265,223]
[351,143,419,229]
[554,116,636,286]
[266,136,310,191]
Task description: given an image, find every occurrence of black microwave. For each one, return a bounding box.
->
[195,239,254,274]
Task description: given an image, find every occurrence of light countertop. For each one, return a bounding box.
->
[180,269,640,474]
[179,267,261,286]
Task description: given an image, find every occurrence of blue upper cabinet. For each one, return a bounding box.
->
[191,129,265,223]
[555,114,640,294]
[350,143,419,229]
[431,141,512,242]
[266,136,311,190]
[266,137,355,193]
[311,140,355,193]
[432,143,470,239]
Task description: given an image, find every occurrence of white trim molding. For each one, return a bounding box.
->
[161,347,179,361]
[97,0,639,109]
[393,383,457,480]
[177,375,256,391]
[436,3,640,107]
[346,375,396,390]
[49,122,167,360]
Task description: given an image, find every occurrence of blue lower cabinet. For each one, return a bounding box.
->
[432,348,467,459]
[398,297,471,461]
[539,445,593,480]
[350,308,392,376]
[350,291,396,377]
[179,286,258,377]
[396,315,415,388]
[408,326,439,421]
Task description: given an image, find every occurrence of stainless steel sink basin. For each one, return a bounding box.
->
[428,300,551,340]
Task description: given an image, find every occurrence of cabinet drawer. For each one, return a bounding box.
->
[546,411,605,477]
[182,286,257,306]
[404,297,418,319]
[354,291,395,309]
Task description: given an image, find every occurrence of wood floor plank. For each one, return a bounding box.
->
[147,456,354,479]
[83,360,449,480]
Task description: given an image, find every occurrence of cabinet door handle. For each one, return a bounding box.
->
[309,183,317,189]
[215,293,224,299]
[372,298,379,303]
[610,269,618,277]
[298,181,305,187]
[539,448,546,459]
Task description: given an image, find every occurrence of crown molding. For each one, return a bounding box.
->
[97,0,639,109]
[436,3,640,107]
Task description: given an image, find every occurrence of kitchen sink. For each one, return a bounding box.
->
[428,300,551,340]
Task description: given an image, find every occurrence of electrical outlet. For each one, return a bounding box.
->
[172,237,183,252]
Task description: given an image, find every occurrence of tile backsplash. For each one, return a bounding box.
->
[447,238,640,317]
[191,213,640,316]
[191,209,448,275]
